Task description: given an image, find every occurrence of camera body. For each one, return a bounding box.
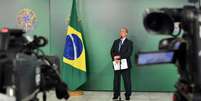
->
[139,4,201,101]
[0,28,69,101]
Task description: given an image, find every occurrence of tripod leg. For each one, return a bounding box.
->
[43,92,47,101]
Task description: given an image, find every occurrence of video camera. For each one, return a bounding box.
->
[0,28,69,101]
[136,0,201,101]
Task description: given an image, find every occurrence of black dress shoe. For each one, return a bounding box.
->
[125,96,130,100]
[112,96,119,100]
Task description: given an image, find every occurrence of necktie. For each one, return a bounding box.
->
[118,40,123,52]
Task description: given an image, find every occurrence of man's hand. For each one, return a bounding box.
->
[114,56,120,60]
[114,55,120,64]
[115,60,120,64]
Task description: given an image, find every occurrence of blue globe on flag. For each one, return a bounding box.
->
[64,34,83,60]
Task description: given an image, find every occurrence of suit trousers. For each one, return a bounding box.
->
[113,68,132,97]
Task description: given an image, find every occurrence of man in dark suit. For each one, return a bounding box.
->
[110,27,133,100]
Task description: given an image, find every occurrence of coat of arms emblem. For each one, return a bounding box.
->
[17,8,37,32]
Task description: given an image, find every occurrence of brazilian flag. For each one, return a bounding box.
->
[62,0,87,90]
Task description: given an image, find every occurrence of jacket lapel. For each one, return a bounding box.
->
[121,38,127,47]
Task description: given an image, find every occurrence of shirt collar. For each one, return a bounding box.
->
[120,37,126,43]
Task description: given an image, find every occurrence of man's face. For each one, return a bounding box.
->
[120,28,127,38]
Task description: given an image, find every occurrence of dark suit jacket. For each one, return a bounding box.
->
[110,38,133,68]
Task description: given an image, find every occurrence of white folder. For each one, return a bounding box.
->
[113,59,128,71]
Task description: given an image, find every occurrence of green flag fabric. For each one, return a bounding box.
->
[62,0,87,90]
